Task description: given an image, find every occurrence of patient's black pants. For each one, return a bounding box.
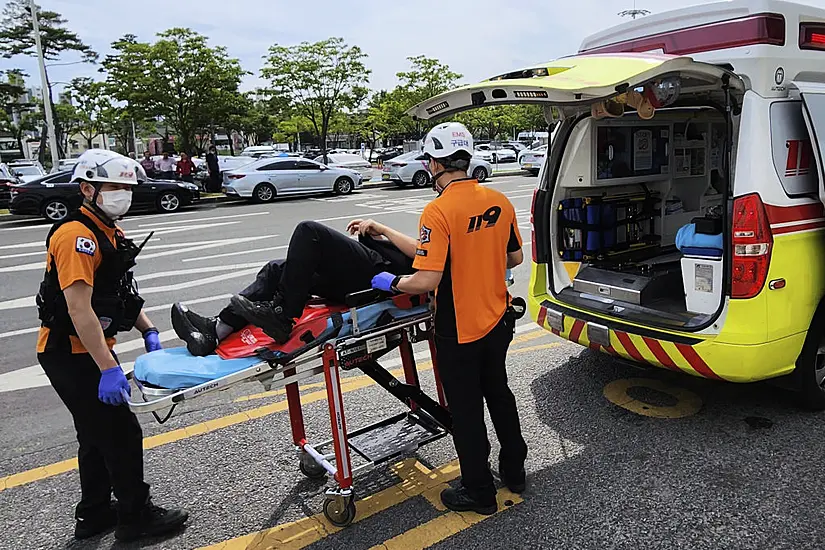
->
[219,221,386,329]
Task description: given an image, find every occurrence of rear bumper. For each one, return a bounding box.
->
[529,293,803,383]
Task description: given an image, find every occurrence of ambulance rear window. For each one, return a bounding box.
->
[771,101,820,197]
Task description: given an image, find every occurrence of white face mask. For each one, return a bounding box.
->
[97,189,133,219]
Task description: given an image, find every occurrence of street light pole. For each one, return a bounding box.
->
[29,0,60,168]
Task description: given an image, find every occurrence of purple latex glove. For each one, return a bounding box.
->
[371,272,398,293]
[143,328,162,352]
[98,366,130,406]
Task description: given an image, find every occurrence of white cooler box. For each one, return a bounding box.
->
[681,255,723,314]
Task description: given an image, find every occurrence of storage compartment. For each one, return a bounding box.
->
[551,108,729,329]
[681,256,723,314]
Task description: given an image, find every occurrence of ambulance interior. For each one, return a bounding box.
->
[549,80,738,331]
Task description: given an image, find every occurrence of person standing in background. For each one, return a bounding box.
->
[205,145,221,193]
[175,152,196,184]
[155,152,175,180]
[140,152,155,178]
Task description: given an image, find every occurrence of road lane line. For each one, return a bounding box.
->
[0,268,259,312]
[136,211,270,228]
[182,244,288,263]
[136,263,263,281]
[199,459,461,550]
[0,294,231,341]
[369,490,523,550]
[138,235,276,260]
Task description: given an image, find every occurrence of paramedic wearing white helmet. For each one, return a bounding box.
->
[369,122,528,515]
[35,149,188,542]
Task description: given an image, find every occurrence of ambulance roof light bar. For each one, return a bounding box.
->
[580,13,786,56]
[800,23,825,51]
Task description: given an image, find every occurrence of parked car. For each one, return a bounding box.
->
[375,147,404,162]
[52,158,80,173]
[473,144,517,164]
[314,153,373,181]
[0,163,21,208]
[223,157,363,202]
[9,167,200,222]
[9,160,47,183]
[239,145,279,158]
[518,145,548,175]
[381,150,492,187]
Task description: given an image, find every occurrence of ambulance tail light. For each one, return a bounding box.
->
[732,193,773,299]
[800,23,825,51]
[530,188,538,263]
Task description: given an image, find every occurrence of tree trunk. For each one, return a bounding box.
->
[37,125,47,163]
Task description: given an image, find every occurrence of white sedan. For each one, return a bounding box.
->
[381,151,493,187]
[518,145,548,175]
[9,162,47,183]
[314,153,373,181]
[223,157,363,202]
[473,144,517,164]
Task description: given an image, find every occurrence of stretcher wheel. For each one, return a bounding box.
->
[299,452,327,480]
[323,496,356,527]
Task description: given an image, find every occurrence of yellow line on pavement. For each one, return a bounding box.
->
[200,459,461,550]
[0,340,553,493]
[370,490,523,550]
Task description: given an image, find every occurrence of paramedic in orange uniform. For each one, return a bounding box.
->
[35,150,188,542]
[369,122,528,515]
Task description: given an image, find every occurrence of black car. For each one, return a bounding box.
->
[9,170,200,222]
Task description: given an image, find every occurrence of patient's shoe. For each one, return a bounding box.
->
[230,295,294,344]
[171,303,218,356]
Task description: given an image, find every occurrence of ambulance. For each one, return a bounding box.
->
[410,0,825,408]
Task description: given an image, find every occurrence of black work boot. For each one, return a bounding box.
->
[229,295,294,344]
[75,503,118,540]
[499,467,526,494]
[171,303,218,357]
[114,501,189,542]
[440,486,497,515]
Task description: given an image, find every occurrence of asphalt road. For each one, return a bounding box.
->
[2,173,825,550]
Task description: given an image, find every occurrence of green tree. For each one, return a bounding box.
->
[0,68,34,155]
[396,55,462,107]
[53,101,81,155]
[102,29,246,154]
[0,0,97,159]
[64,77,110,149]
[261,37,370,159]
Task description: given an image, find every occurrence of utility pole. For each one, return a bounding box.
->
[132,119,139,154]
[29,0,60,168]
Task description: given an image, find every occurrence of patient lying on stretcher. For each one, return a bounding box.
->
[172,220,417,357]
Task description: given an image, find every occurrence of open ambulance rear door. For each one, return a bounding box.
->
[407,53,743,121]
[794,81,825,209]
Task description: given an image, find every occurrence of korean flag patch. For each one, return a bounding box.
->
[76,236,96,256]
[419,225,432,245]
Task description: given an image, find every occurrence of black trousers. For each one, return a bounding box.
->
[435,315,528,505]
[38,351,150,521]
[219,221,386,329]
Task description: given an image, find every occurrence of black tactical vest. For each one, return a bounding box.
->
[36,210,145,352]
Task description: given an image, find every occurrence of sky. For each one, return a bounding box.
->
[1,0,821,96]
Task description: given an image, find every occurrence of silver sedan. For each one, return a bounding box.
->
[222,157,363,202]
[381,151,493,187]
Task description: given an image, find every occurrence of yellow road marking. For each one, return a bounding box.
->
[370,489,523,550]
[200,459,461,550]
[603,377,703,418]
[511,328,546,344]
[0,341,553,493]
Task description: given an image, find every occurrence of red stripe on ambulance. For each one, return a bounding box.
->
[615,332,650,365]
[569,320,585,344]
[675,343,724,380]
[642,337,682,372]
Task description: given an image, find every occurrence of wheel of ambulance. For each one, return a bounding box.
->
[796,328,825,410]
[472,166,488,182]
[253,182,276,203]
[299,452,327,480]
[334,177,354,195]
[412,170,430,188]
[323,496,356,528]
[156,191,181,213]
[43,198,70,222]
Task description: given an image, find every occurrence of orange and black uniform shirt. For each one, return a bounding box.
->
[412,179,522,344]
[36,206,120,354]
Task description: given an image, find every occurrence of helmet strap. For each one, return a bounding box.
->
[83,182,116,226]
[431,170,449,195]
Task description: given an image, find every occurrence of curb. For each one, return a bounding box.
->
[362,170,524,190]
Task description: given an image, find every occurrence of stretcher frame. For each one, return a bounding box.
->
[126,296,450,527]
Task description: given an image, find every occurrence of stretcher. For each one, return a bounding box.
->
[125,289,451,527]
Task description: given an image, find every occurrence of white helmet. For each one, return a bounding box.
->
[71,149,140,187]
[422,122,474,160]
